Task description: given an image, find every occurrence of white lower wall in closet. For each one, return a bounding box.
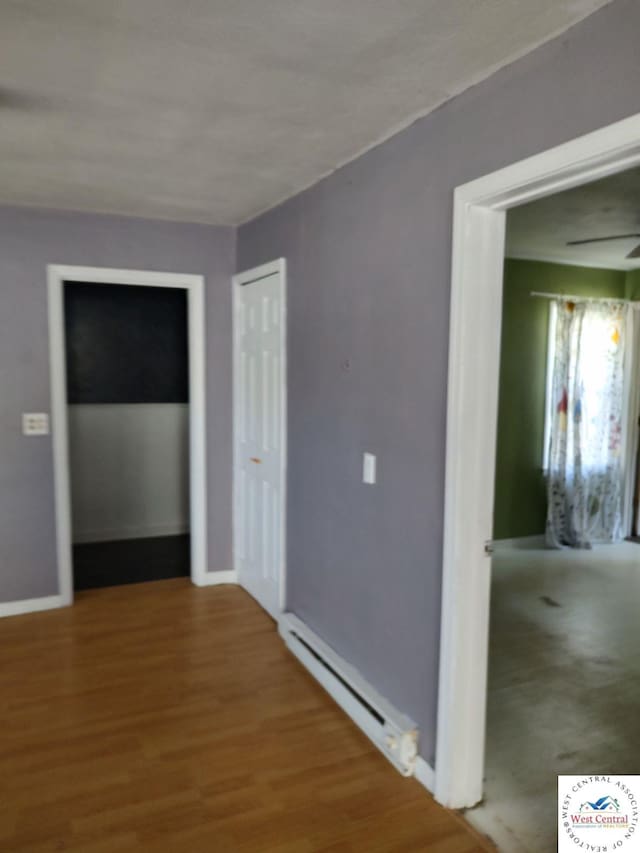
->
[68,403,189,543]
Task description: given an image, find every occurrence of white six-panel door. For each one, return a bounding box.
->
[233,260,286,619]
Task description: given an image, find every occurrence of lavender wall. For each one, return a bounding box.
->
[238,0,640,763]
[0,207,235,601]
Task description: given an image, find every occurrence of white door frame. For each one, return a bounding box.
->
[232,258,287,616]
[623,311,640,536]
[48,264,208,605]
[435,113,640,809]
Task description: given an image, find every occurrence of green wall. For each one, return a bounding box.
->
[625,268,640,300]
[493,259,627,540]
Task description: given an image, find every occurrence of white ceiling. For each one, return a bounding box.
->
[506,166,640,271]
[0,0,612,225]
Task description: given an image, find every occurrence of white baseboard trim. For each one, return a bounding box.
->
[492,534,545,551]
[193,570,238,587]
[0,594,70,619]
[414,756,436,793]
[73,523,190,544]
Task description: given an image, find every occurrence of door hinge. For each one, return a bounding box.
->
[484,540,494,556]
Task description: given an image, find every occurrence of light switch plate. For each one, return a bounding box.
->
[22,413,50,436]
[363,452,377,485]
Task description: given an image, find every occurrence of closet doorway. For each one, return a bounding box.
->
[48,266,207,602]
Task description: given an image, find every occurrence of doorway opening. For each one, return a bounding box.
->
[48,266,207,604]
[65,281,190,590]
[435,113,640,822]
[474,164,640,850]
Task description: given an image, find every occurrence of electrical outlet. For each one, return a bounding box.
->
[22,413,50,436]
[363,452,377,485]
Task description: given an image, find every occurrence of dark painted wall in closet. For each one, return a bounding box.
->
[64,283,188,404]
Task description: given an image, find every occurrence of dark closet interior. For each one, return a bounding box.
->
[64,282,190,590]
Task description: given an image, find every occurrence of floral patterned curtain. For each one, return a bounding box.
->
[546,299,629,548]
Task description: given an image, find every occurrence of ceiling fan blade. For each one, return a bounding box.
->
[626,242,640,259]
[566,233,640,246]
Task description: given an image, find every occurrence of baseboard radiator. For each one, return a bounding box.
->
[279,613,419,776]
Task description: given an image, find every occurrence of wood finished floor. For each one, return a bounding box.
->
[0,580,494,853]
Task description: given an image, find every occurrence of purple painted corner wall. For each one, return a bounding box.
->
[0,208,235,601]
[237,0,640,763]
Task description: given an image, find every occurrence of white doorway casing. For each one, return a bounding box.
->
[436,113,640,809]
[48,265,211,606]
[232,259,287,620]
[623,311,640,537]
